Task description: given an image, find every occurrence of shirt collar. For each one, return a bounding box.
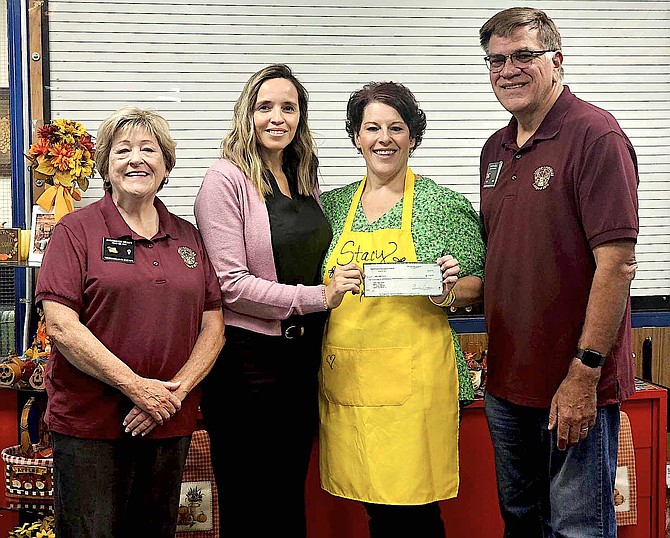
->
[501,85,574,149]
[100,190,180,240]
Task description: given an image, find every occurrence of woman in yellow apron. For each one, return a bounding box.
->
[319,82,486,537]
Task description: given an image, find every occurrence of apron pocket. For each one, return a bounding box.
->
[321,345,412,406]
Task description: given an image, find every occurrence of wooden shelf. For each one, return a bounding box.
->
[0,261,40,268]
[0,500,52,514]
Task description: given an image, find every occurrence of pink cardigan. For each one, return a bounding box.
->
[194,158,327,336]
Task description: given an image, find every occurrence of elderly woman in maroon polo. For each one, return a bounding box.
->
[35,106,224,538]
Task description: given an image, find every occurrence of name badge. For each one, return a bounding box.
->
[483,160,503,188]
[364,263,443,297]
[102,237,135,263]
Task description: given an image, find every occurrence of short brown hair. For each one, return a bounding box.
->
[345,81,426,156]
[479,7,562,53]
[96,106,176,191]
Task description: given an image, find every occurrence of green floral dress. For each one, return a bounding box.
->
[320,175,486,404]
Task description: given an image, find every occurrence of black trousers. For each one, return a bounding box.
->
[200,317,324,538]
[363,501,446,538]
[52,432,190,538]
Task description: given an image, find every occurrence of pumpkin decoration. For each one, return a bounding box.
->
[0,361,18,386]
[18,307,51,391]
[0,354,25,386]
[20,358,37,384]
[29,359,47,391]
[178,505,189,516]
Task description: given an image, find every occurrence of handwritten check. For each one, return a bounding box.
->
[364,263,443,297]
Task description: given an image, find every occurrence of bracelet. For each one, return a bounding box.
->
[322,286,330,311]
[429,289,456,307]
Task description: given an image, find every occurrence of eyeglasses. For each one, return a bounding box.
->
[484,50,557,73]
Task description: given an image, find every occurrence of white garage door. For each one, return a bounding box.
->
[45,0,670,299]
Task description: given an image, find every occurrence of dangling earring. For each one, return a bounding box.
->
[163,176,169,185]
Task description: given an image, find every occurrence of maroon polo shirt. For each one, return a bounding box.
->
[35,191,222,439]
[479,86,638,408]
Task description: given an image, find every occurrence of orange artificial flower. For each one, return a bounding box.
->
[26,119,96,221]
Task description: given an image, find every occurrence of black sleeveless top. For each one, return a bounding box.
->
[266,174,332,288]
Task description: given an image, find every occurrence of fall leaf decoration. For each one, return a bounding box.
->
[26,119,96,222]
[9,515,55,538]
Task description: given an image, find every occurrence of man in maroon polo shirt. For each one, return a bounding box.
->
[478,8,638,537]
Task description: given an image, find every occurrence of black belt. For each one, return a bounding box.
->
[283,324,306,339]
[281,312,327,340]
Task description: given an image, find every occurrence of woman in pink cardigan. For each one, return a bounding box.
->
[194,64,361,538]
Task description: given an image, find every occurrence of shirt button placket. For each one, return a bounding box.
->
[510,150,521,181]
[511,152,521,187]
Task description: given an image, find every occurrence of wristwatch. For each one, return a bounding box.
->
[575,348,605,368]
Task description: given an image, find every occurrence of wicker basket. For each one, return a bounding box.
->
[1,396,53,501]
[2,445,53,500]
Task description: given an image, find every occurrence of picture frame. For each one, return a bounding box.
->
[0,227,20,263]
[28,206,56,266]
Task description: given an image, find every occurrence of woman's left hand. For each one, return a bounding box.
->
[431,254,460,303]
[123,383,187,436]
[123,406,159,437]
[122,310,224,437]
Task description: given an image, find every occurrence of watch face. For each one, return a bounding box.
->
[577,349,605,368]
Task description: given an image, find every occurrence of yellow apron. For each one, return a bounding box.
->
[319,168,459,505]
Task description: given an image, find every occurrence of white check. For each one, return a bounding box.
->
[364,263,443,297]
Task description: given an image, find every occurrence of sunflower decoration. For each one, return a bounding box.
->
[26,119,96,222]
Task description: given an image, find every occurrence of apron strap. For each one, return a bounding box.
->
[400,167,415,232]
[343,167,416,234]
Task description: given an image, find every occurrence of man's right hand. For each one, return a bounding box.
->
[548,358,600,450]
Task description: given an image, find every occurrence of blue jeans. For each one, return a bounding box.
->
[484,393,620,538]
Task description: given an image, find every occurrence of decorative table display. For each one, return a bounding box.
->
[0,308,50,391]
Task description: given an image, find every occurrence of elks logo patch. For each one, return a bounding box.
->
[178,246,198,268]
[532,166,554,190]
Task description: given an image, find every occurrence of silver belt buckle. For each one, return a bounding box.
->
[284,325,305,339]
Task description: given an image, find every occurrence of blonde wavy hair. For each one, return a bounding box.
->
[221,64,319,200]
